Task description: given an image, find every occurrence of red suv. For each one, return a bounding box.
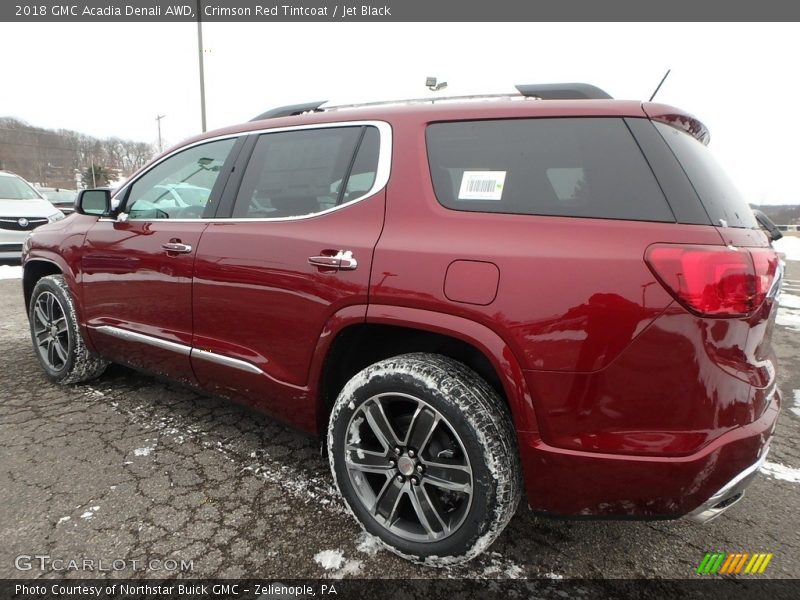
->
[22,84,782,565]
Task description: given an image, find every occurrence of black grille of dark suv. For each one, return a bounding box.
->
[0,217,49,231]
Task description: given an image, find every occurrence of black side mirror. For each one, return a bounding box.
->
[76,189,111,216]
[752,209,783,242]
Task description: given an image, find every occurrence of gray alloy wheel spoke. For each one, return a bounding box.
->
[53,338,68,364]
[34,303,49,328]
[35,328,49,346]
[374,477,404,522]
[421,460,472,493]
[408,484,448,538]
[45,292,55,321]
[47,339,57,366]
[405,404,440,452]
[345,446,392,474]
[363,401,401,451]
[53,316,68,335]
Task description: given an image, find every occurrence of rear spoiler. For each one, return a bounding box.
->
[642,102,710,145]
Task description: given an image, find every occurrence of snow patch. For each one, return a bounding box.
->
[57,516,71,525]
[79,506,100,519]
[355,532,382,557]
[314,549,345,570]
[779,292,800,309]
[776,307,800,331]
[774,236,800,261]
[792,390,800,418]
[0,265,22,280]
[347,416,363,446]
[543,571,564,580]
[133,446,154,457]
[761,460,800,483]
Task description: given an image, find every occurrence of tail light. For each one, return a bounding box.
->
[645,244,779,317]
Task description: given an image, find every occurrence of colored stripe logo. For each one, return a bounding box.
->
[697,552,773,574]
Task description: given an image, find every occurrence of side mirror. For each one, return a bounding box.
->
[76,189,111,216]
[752,209,783,242]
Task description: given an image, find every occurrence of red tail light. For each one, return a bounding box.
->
[645,244,778,317]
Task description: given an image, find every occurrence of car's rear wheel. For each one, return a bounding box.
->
[328,353,521,565]
[29,275,108,384]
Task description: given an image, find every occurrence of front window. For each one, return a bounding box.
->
[0,175,42,200]
[125,138,236,219]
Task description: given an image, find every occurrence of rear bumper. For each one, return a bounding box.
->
[519,390,779,518]
[687,446,769,523]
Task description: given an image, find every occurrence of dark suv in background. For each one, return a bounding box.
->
[22,83,781,565]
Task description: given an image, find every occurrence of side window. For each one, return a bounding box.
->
[126,138,236,220]
[337,127,379,203]
[653,122,757,229]
[426,118,675,222]
[232,127,369,219]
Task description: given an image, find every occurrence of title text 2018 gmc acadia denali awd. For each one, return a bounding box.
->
[22,84,782,565]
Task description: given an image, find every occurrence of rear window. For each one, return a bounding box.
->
[426,118,674,222]
[654,122,757,229]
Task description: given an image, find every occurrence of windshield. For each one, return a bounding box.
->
[0,175,42,200]
[40,189,77,203]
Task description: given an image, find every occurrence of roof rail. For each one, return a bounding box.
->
[249,83,613,121]
[250,100,327,121]
[515,83,612,100]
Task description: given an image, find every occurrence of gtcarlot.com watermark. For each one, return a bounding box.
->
[15,554,193,573]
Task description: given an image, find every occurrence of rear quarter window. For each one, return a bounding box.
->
[653,122,757,229]
[425,118,675,222]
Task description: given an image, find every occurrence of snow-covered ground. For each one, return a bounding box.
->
[774,235,800,261]
[0,265,22,280]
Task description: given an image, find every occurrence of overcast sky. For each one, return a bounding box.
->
[1,22,798,204]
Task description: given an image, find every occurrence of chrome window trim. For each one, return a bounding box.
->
[101,120,392,224]
[92,325,266,376]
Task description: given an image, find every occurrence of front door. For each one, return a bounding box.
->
[81,137,238,380]
[190,124,388,429]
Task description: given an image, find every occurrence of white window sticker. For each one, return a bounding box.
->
[458,170,506,201]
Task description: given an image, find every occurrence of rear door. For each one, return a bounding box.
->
[81,137,240,380]
[190,122,389,427]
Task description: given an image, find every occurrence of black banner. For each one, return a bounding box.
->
[3,579,800,600]
[2,0,800,22]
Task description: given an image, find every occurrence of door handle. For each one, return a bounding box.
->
[308,250,358,271]
[162,242,192,254]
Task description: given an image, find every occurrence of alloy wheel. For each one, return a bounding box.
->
[32,291,70,372]
[344,392,473,543]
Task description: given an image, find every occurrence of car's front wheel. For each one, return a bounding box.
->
[29,275,108,384]
[327,353,521,565]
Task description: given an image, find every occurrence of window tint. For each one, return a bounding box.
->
[426,118,674,222]
[341,127,379,201]
[653,122,757,229]
[233,127,366,219]
[126,138,235,220]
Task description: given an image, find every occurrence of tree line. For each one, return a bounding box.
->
[0,117,155,189]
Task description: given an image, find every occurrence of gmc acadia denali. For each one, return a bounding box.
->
[22,83,782,564]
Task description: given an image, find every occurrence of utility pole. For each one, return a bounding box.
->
[197,0,207,132]
[155,114,166,152]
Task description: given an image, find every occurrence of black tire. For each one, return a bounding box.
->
[327,353,521,565]
[28,275,108,384]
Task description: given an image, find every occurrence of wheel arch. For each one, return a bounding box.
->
[312,304,539,437]
[22,258,64,313]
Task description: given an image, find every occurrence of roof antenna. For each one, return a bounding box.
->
[649,69,671,102]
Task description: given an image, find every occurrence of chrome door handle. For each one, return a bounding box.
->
[162,242,192,254]
[308,250,358,271]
